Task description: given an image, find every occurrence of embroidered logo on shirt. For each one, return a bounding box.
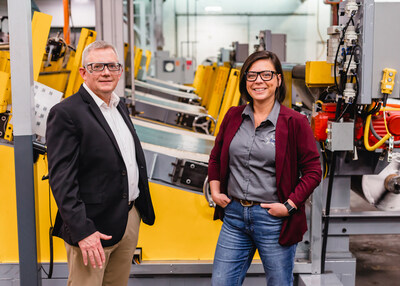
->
[263,134,275,146]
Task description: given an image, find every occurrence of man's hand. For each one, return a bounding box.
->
[212,193,231,208]
[78,231,112,269]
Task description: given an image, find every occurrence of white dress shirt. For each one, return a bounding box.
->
[83,83,139,202]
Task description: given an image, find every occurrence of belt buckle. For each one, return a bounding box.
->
[240,199,253,207]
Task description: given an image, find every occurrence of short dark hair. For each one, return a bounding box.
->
[239,50,286,104]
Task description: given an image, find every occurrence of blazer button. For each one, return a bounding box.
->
[122,170,127,176]
[122,193,127,199]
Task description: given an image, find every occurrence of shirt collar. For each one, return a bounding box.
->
[83,83,120,108]
[242,101,281,126]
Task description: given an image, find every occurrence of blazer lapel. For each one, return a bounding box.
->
[275,110,289,191]
[79,86,123,158]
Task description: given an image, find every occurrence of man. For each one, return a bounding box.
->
[46,40,155,286]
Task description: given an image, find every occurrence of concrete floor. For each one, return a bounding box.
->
[350,193,400,286]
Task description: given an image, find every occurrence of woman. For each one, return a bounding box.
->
[208,50,322,286]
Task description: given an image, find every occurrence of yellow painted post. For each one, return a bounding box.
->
[198,66,216,106]
[214,69,241,136]
[191,65,205,93]
[124,42,129,63]
[145,50,152,73]
[283,69,292,108]
[4,113,13,142]
[0,51,10,72]
[0,71,11,113]
[31,12,53,81]
[134,48,143,79]
[64,28,97,98]
[207,66,230,118]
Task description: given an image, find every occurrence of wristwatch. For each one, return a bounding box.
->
[284,201,296,216]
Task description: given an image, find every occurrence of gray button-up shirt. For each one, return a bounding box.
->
[227,102,280,203]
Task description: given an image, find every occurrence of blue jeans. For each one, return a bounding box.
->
[211,199,297,286]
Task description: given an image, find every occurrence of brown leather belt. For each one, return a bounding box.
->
[232,197,261,207]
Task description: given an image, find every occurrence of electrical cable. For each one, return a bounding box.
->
[320,142,329,179]
[40,155,54,279]
[321,151,337,273]
[333,11,357,94]
[337,103,350,122]
[369,115,400,145]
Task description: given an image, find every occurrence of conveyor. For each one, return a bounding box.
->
[144,77,196,93]
[131,117,214,193]
[127,88,215,134]
[135,79,200,103]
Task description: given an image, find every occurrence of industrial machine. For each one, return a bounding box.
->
[254,29,287,63]
[297,1,400,284]
[153,50,195,85]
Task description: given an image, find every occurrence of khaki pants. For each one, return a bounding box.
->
[65,206,141,286]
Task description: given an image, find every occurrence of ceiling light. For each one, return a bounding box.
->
[204,6,222,13]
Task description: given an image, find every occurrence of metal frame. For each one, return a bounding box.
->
[95,0,125,98]
[7,1,40,285]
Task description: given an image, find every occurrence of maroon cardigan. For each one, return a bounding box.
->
[208,104,322,246]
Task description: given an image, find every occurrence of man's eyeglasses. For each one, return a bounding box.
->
[245,70,277,82]
[85,62,123,73]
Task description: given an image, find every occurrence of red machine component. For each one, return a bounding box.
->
[367,110,400,147]
[311,102,400,148]
[311,103,337,141]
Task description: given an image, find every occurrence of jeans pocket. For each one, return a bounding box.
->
[260,206,283,220]
[223,200,233,209]
[268,212,284,220]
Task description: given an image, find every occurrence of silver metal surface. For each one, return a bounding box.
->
[133,90,206,115]
[8,0,34,136]
[328,211,400,235]
[326,122,354,151]
[134,125,214,158]
[135,80,200,101]
[361,157,400,210]
[299,273,343,286]
[128,0,135,100]
[359,0,400,104]
[8,1,41,285]
[146,76,195,93]
[95,0,125,98]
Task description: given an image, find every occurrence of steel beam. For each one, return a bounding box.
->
[7,0,41,285]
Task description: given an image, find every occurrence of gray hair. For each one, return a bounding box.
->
[81,40,120,66]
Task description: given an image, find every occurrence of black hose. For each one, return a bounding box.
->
[321,152,337,273]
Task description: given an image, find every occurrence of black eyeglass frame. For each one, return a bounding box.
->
[85,62,123,73]
[245,70,277,82]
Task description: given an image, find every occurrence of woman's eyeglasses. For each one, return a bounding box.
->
[245,70,277,82]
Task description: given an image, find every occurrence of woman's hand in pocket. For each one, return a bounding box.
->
[260,202,288,217]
